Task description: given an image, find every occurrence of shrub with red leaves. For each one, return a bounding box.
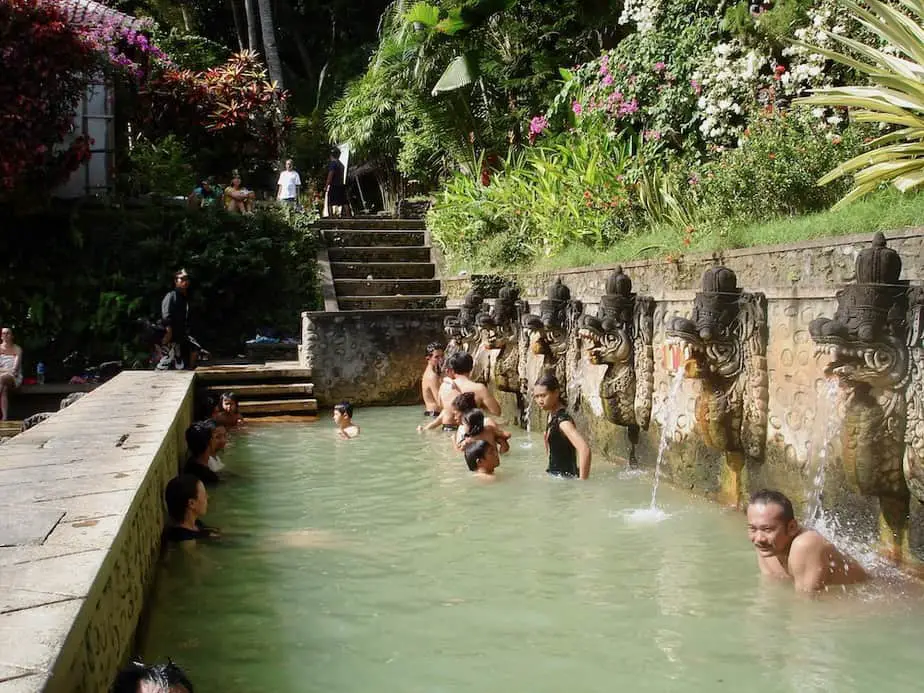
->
[140,50,291,173]
[0,0,102,195]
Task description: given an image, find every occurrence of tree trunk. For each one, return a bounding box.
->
[256,0,285,89]
[228,0,245,51]
[244,0,259,52]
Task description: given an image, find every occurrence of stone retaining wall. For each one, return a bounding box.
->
[0,372,195,693]
[301,309,456,406]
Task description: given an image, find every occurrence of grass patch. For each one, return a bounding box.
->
[499,188,924,273]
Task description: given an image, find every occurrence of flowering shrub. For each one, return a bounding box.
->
[139,51,291,173]
[0,0,103,195]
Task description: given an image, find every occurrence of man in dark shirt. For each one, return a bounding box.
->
[160,269,198,370]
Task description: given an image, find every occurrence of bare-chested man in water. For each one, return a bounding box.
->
[421,342,444,417]
[436,351,501,429]
[746,489,868,593]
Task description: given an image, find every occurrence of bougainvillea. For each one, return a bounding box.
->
[139,50,291,173]
[0,0,102,194]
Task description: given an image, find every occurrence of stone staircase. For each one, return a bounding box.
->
[318,218,446,311]
[195,363,317,418]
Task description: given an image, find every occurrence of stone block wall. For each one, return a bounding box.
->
[0,372,195,693]
[301,309,458,406]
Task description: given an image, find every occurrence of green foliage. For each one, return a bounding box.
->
[0,204,320,375]
[153,28,231,70]
[694,108,869,225]
[723,0,814,46]
[121,135,197,196]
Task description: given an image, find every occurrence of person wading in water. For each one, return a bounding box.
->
[533,374,591,479]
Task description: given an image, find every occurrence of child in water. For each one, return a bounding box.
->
[464,439,500,477]
[333,401,360,439]
[457,407,510,455]
[533,373,592,479]
[212,392,244,428]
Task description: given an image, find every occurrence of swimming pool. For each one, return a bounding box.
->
[141,406,924,692]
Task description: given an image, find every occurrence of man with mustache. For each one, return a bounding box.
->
[746,489,868,592]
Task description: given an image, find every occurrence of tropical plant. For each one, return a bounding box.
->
[794,0,924,206]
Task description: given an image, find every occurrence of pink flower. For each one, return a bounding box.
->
[602,74,614,86]
[529,115,549,136]
[572,101,583,115]
[690,78,702,95]
[644,129,662,141]
[654,61,667,73]
[599,64,610,76]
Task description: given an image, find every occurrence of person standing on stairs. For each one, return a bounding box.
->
[325,147,350,218]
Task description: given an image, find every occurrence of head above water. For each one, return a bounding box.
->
[446,351,473,377]
[452,391,476,414]
[426,342,444,366]
[463,439,500,474]
[164,474,207,524]
[220,392,239,413]
[185,420,216,458]
[208,420,228,452]
[110,659,194,693]
[532,373,562,411]
[333,401,354,421]
[746,489,799,559]
[462,408,486,437]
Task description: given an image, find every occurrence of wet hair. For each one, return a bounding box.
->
[463,439,492,472]
[220,392,239,411]
[535,373,561,391]
[426,342,444,357]
[110,659,194,693]
[748,489,795,522]
[452,392,476,413]
[462,408,486,437]
[185,420,216,458]
[446,351,473,375]
[334,401,354,418]
[330,146,341,159]
[164,475,202,523]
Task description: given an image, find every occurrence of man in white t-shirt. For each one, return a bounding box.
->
[276,159,301,207]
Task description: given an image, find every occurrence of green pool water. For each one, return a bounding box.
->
[142,406,924,692]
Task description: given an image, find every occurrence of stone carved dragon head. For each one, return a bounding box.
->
[522,278,582,360]
[475,286,529,393]
[809,233,910,390]
[444,291,486,358]
[579,267,635,369]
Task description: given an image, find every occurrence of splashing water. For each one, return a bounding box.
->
[649,368,687,510]
[804,378,842,525]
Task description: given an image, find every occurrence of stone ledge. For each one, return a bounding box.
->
[0,371,195,693]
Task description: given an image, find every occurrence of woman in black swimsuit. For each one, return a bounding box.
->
[533,374,592,479]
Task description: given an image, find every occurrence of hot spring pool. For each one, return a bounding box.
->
[141,406,924,692]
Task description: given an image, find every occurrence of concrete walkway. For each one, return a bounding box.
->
[0,371,194,693]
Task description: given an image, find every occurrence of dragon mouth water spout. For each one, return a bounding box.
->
[664,266,768,466]
[520,278,582,403]
[475,286,529,394]
[577,267,655,466]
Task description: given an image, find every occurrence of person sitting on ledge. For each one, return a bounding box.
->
[533,373,591,480]
[333,401,360,439]
[163,474,219,544]
[421,341,444,417]
[464,439,500,478]
[746,489,868,592]
[110,658,195,693]
[183,420,221,484]
[437,352,502,430]
[457,407,510,455]
[211,392,243,429]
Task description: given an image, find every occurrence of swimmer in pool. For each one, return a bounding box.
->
[163,474,220,544]
[746,489,868,593]
[437,352,502,425]
[464,439,500,477]
[533,373,591,479]
[421,342,444,417]
[457,408,510,455]
[333,401,360,439]
[212,392,244,428]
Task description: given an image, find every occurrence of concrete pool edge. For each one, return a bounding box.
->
[0,372,195,693]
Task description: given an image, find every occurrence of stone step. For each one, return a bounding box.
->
[237,398,318,416]
[316,218,426,231]
[323,230,425,247]
[330,262,436,279]
[203,383,314,397]
[337,295,447,310]
[334,279,441,297]
[195,362,311,383]
[327,246,431,263]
